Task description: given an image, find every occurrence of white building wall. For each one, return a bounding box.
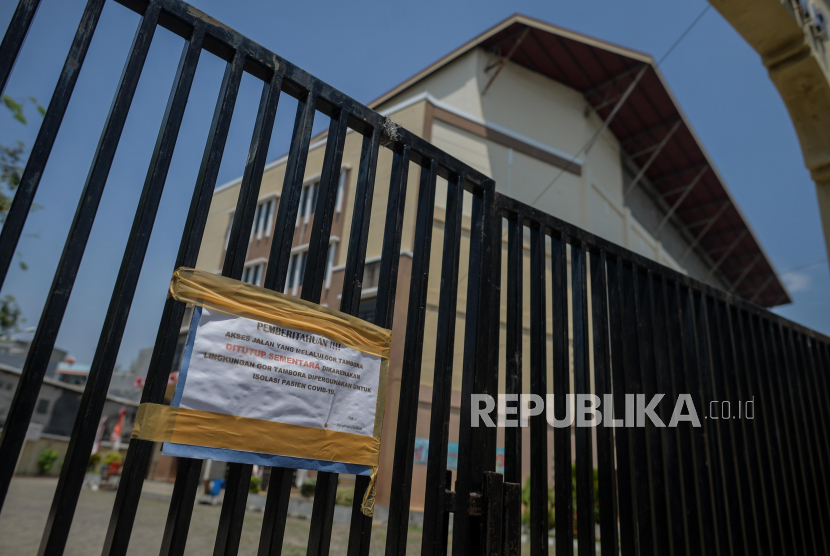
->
[379,47,714,280]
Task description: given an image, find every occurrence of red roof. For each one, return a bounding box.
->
[370,15,789,307]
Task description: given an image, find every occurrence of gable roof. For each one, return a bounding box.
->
[368,14,789,307]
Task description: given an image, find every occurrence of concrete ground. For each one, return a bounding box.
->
[0,477,425,556]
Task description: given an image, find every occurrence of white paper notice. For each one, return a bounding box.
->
[179,307,381,437]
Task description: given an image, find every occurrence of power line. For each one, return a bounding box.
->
[530,4,712,206]
[657,5,712,66]
[456,5,714,287]
[779,259,828,274]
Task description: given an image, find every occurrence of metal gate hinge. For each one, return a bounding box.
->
[442,489,484,516]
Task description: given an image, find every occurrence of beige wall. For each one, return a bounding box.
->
[196,101,427,275]
[388,49,688,270]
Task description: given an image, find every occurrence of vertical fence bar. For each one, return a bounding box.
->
[589,250,618,556]
[455,177,491,556]
[503,481,522,556]
[339,129,381,317]
[665,282,698,556]
[527,224,549,556]
[551,230,571,556]
[484,472,505,556]
[770,323,819,553]
[375,145,416,554]
[373,144,411,329]
[719,301,759,554]
[485,198,501,470]
[214,463,253,556]
[254,88,319,556]
[302,107,350,297]
[454,179,495,556]
[793,332,830,547]
[302,106,352,556]
[0,0,106,289]
[0,0,42,95]
[343,129,382,556]
[373,140,414,549]
[0,0,154,512]
[263,90,318,290]
[504,213,523,486]
[638,271,671,555]
[419,172,464,556]
[621,266,654,554]
[101,30,245,556]
[606,257,638,556]
[815,342,830,419]
[707,300,748,556]
[650,275,686,555]
[680,288,719,556]
[571,241,594,556]
[159,458,204,556]
[256,467,293,556]
[381,160,437,556]
[222,72,283,278]
[695,294,732,555]
[814,339,830,530]
[736,311,784,555]
[755,317,806,554]
[777,325,824,553]
[803,335,830,507]
[725,307,768,553]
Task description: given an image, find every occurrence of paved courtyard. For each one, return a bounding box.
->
[0,477,421,556]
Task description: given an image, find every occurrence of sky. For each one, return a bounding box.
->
[0,0,828,372]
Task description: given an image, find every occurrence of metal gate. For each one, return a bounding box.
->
[1,1,830,555]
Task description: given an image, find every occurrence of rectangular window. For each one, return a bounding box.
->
[324,243,337,289]
[335,170,346,213]
[264,199,275,236]
[256,199,274,239]
[242,263,264,287]
[357,297,376,324]
[250,204,262,240]
[225,215,234,250]
[35,399,50,415]
[297,252,306,287]
[296,186,308,227]
[292,172,346,225]
[286,256,296,290]
[250,198,276,240]
[305,182,317,221]
[361,261,381,290]
[286,251,307,295]
[296,181,320,226]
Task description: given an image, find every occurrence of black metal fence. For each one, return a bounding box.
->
[0,1,828,555]
[494,193,830,556]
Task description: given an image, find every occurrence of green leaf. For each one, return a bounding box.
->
[2,95,27,125]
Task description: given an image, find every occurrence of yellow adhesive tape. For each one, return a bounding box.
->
[168,268,391,359]
[132,403,380,467]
